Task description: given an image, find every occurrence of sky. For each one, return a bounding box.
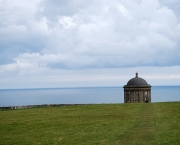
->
[0,0,180,89]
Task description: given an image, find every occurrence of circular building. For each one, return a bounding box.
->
[123,73,151,103]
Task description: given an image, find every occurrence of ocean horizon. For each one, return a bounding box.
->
[0,86,180,107]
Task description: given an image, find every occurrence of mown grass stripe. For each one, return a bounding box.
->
[119,103,155,144]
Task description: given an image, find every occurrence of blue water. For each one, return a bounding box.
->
[0,86,179,107]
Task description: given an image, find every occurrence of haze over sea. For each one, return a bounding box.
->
[0,86,179,107]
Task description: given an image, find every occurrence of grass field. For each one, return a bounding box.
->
[0,102,180,145]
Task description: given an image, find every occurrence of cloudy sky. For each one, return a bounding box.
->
[0,0,180,89]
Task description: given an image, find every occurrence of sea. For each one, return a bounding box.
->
[0,86,180,107]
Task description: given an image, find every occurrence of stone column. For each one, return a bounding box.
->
[149,89,151,102]
[124,90,126,103]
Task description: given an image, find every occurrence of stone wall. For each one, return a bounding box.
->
[0,104,86,110]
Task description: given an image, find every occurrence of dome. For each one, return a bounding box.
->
[126,73,148,86]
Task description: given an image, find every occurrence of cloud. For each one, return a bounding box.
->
[159,0,180,18]
[1,64,180,89]
[0,0,180,88]
[0,0,47,64]
[35,0,180,68]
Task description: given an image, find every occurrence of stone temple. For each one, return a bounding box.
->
[123,73,151,103]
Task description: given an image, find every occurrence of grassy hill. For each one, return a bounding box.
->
[0,102,180,145]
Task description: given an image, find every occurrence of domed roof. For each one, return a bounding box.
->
[126,73,148,86]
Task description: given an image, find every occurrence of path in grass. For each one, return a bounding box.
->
[119,103,155,144]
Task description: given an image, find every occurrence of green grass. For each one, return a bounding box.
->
[0,102,180,145]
